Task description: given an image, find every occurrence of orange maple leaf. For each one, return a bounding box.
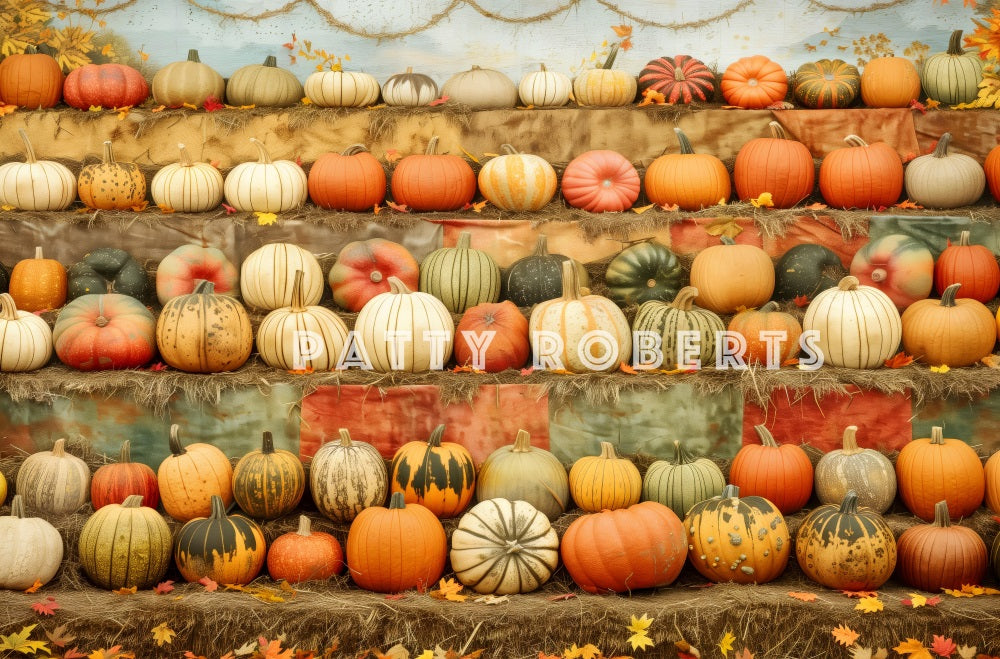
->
[198,576,218,592]
[611,24,632,37]
[894,638,931,656]
[23,579,43,594]
[384,149,402,163]
[831,624,859,647]
[884,352,914,369]
[841,589,879,598]
[0,104,17,116]
[931,635,957,657]
[803,202,828,210]
[793,294,810,308]
[113,586,137,595]
[430,577,467,602]
[386,200,410,213]
[619,362,638,374]
[429,95,450,106]
[894,199,924,210]
[658,203,680,212]
[157,203,175,214]
[153,580,174,595]
[788,591,817,602]
[130,200,149,212]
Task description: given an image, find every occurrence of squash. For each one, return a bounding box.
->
[155,244,238,305]
[934,230,1000,303]
[441,65,517,109]
[850,234,935,311]
[0,292,53,372]
[304,69,380,107]
[605,240,683,307]
[0,129,76,211]
[389,136,476,212]
[90,439,160,511]
[151,49,226,107]
[77,140,147,211]
[310,427,388,523]
[79,494,173,590]
[63,62,149,110]
[728,425,813,515]
[157,423,234,522]
[561,149,640,212]
[0,44,62,108]
[15,438,91,515]
[150,143,225,213]
[720,55,788,108]
[773,243,847,302]
[689,236,774,313]
[267,515,344,583]
[66,247,150,302]
[860,56,921,107]
[572,47,637,107]
[0,495,63,590]
[568,441,641,513]
[476,429,568,521]
[307,144,386,212]
[156,279,253,373]
[223,138,308,213]
[642,440,725,519]
[728,302,802,366]
[454,301,530,372]
[8,246,67,313]
[896,500,988,592]
[232,431,306,520]
[734,121,816,208]
[632,286,725,370]
[390,424,476,518]
[240,242,323,311]
[638,55,715,104]
[477,144,557,211]
[328,238,419,312]
[502,235,587,308]
[644,127,731,211]
[819,135,904,209]
[382,66,438,107]
[53,293,156,371]
[814,426,896,514]
[419,231,501,314]
[174,494,266,585]
[904,132,986,209]
[226,55,303,107]
[793,59,860,109]
[517,64,571,107]
[896,426,985,521]
[921,30,983,105]
[901,283,996,367]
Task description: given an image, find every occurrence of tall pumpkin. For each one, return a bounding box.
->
[477,144,557,211]
[150,143,224,213]
[223,138,308,213]
[79,494,173,590]
[156,279,253,373]
[174,495,266,585]
[568,441,641,513]
[91,440,160,510]
[240,242,323,312]
[561,149,641,213]
[689,236,774,313]
[389,136,476,212]
[77,140,147,211]
[632,287,724,370]
[819,135,903,209]
[309,428,388,523]
[63,62,149,110]
[720,55,788,108]
[15,438,91,515]
[381,66,438,107]
[727,302,803,366]
[232,431,306,520]
[151,49,226,107]
[304,69,380,107]
[734,121,815,208]
[644,127,730,211]
[419,232,500,313]
[454,300,530,372]
[267,515,344,584]
[0,292,53,372]
[307,144,386,212]
[226,55,303,107]
[476,429,568,521]
[390,424,476,518]
[8,246,67,313]
[904,132,986,209]
[895,426,985,521]
[642,440,726,519]
[0,129,76,211]
[814,426,896,514]
[860,56,921,108]
[896,500,988,592]
[901,283,996,367]
[0,495,63,590]
[517,64,571,107]
[728,425,813,515]
[934,230,1000,303]
[441,65,518,109]
[921,30,983,105]
[0,45,62,108]
[793,59,860,109]
[157,423,234,522]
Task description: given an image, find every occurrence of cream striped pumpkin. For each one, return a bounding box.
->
[419,231,500,313]
[478,145,557,211]
[223,138,307,213]
[632,286,724,370]
[310,428,389,523]
[0,292,53,372]
[240,243,323,311]
[257,270,349,370]
[150,143,224,212]
[78,494,172,589]
[381,66,438,107]
[0,495,63,589]
[518,64,571,107]
[15,438,91,515]
[814,425,897,514]
[0,129,76,211]
[304,70,380,107]
[573,67,637,107]
[802,275,902,369]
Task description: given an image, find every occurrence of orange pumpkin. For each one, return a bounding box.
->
[734,121,815,208]
[156,423,234,522]
[644,128,731,211]
[77,140,147,211]
[896,500,988,592]
[860,56,921,108]
[568,441,641,513]
[389,136,476,212]
[327,238,419,312]
[729,425,814,514]
[986,144,1000,202]
[720,55,788,109]
[901,283,996,367]
[728,302,802,365]
[174,495,265,585]
[389,424,476,518]
[934,230,1000,303]
[561,149,640,212]
[8,246,67,312]
[896,426,985,521]
[307,144,386,211]
[266,515,344,584]
[477,144,557,211]
[454,300,529,372]
[155,279,253,373]
[985,451,1000,514]
[0,45,63,108]
[689,236,774,313]
[819,135,903,209]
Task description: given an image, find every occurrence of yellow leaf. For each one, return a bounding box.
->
[0,104,17,117]
[627,613,654,634]
[854,596,883,613]
[301,96,313,105]
[151,104,165,112]
[719,630,736,657]
[430,577,467,602]
[0,624,50,654]
[750,192,774,208]
[628,632,655,651]
[611,24,633,37]
[563,643,600,659]
[182,102,199,110]
[415,651,434,659]
[632,203,655,214]
[113,586,137,595]
[117,106,130,120]
[459,146,480,164]
[1,204,15,211]
[906,592,927,608]
[151,622,175,647]
[893,638,932,659]
[255,211,278,226]
[157,203,175,214]
[89,105,103,112]
[138,49,149,61]
[471,200,487,213]
[831,624,859,647]
[101,43,114,57]
[704,219,744,239]
[930,364,950,373]
[944,586,975,597]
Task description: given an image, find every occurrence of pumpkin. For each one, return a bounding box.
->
[91,440,160,510]
[66,247,150,301]
[0,292,52,372]
[502,235,587,308]
[896,426,985,522]
[902,283,996,367]
[561,501,686,593]
[79,494,172,590]
[728,302,802,366]
[157,423,234,522]
[53,293,156,371]
[517,64,571,107]
[389,136,476,212]
[454,300,530,372]
[632,286,725,370]
[15,437,91,515]
[232,431,306,520]
[381,66,438,107]
[849,233,934,311]
[987,145,1000,202]
[921,30,983,105]
[476,429,568,521]
[419,231,501,313]
[223,138,308,213]
[328,238,418,312]
[562,149,640,212]
[0,129,76,211]
[802,275,902,369]
[63,62,148,110]
[451,498,560,595]
[304,69,380,107]
[689,236,774,313]
[310,427,388,523]
[814,425,896,514]
[995,532,1000,583]
[0,44,62,108]
[795,490,897,590]
[638,54,715,104]
[0,495,63,590]
[155,244,239,305]
[605,240,683,307]
[642,440,725,519]
[226,55,303,107]
[478,144,557,211]
[77,140,147,211]
[773,243,847,302]
[568,441,642,513]
[729,425,813,515]
[174,494,266,585]
[441,65,518,109]
[793,58,861,109]
[720,55,788,108]
[240,242,323,311]
[0,472,5,506]
[572,47,637,107]
[346,492,447,593]
[734,121,816,208]
[987,451,1000,514]
[267,515,344,583]
[819,135,904,209]
[934,230,1000,302]
[307,144,386,212]
[156,279,253,373]
[896,499,988,592]
[8,246,67,312]
[151,49,226,107]
[684,484,789,584]
[904,132,986,209]
[644,127,731,211]
[529,261,632,373]
[150,143,225,213]
[354,276,454,372]
[390,424,476,518]
[860,56,921,107]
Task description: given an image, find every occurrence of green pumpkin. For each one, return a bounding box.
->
[642,440,725,519]
[78,494,173,590]
[773,243,846,301]
[174,494,266,585]
[605,241,683,307]
[632,286,724,369]
[419,231,500,313]
[67,247,150,302]
[793,59,860,109]
[921,30,983,106]
[502,235,588,307]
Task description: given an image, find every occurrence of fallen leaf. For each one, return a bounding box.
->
[384,149,402,163]
[199,576,218,592]
[632,203,655,214]
[658,203,679,212]
[894,199,924,210]
[704,219,743,239]
[116,106,131,120]
[23,580,43,594]
[88,645,130,659]
[788,591,817,602]
[841,590,879,599]
[884,352,914,368]
[384,593,406,601]
[473,594,508,605]
[627,632,654,651]
[803,202,828,210]
[563,643,600,659]
[793,294,810,308]
[750,192,774,208]
[152,622,176,647]
[894,638,933,659]
[64,648,87,658]
[925,595,943,607]
[113,586,137,595]
[0,104,17,116]
[619,362,638,375]
[931,636,957,657]
[222,203,237,215]
[459,146,480,164]
[255,211,278,226]
[909,98,928,114]
[258,636,293,658]
[429,95,450,106]
[182,102,199,111]
[854,596,884,613]
[151,105,166,112]
[520,367,536,377]
[627,614,653,635]
[31,596,60,616]
[45,624,75,648]
[981,354,1000,369]
[719,631,736,657]
[611,24,632,37]
[154,580,175,595]
[386,201,410,213]
[831,624,859,647]
[733,650,754,659]
[430,578,467,602]
[157,203,175,214]
[373,203,382,215]
[129,200,148,212]
[930,364,951,374]
[0,625,49,654]
[956,646,977,659]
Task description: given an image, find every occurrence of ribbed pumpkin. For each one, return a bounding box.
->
[902,283,996,367]
[310,428,388,523]
[232,431,305,520]
[632,287,725,370]
[77,140,147,211]
[529,261,632,373]
[734,121,816,208]
[223,138,307,213]
[156,279,253,373]
[454,300,530,372]
[0,129,76,211]
[267,515,344,583]
[307,144,386,212]
[568,441,641,513]
[390,424,476,518]
[802,275,902,369]
[727,302,802,366]
[66,247,150,302]
[0,495,63,590]
[860,56,921,108]
[0,45,62,108]
[605,240,683,307]
[642,440,726,519]
[0,292,53,372]
[720,55,788,108]
[8,246,67,313]
[684,484,790,584]
[986,451,1000,514]
[240,242,323,312]
[91,440,160,510]
[502,235,586,308]
[329,239,418,312]
[53,293,156,371]
[174,495,266,585]
[304,69,380,107]
[79,494,172,590]
[157,424,234,522]
[795,490,897,590]
[793,59,860,109]
[896,426,985,522]
[16,438,91,515]
[451,498,559,595]
[896,500,988,592]
[814,426,896,514]
[934,231,1000,302]
[987,145,1000,202]
[572,47,637,107]
[904,132,986,209]
[561,149,640,212]
[381,66,438,107]
[389,136,476,212]
[63,62,149,109]
[517,64,571,107]
[478,144,557,211]
[440,65,517,109]
[644,127,731,211]
[819,135,904,209]
[0,472,5,506]
[689,236,774,314]
[561,501,686,593]
[851,232,936,311]
[921,30,983,105]
[226,55,303,107]
[638,55,715,104]
[155,244,238,305]
[773,243,848,302]
[729,425,813,515]
[150,143,224,213]
[151,49,226,107]
[346,492,447,593]
[419,231,501,313]
[476,429,568,521]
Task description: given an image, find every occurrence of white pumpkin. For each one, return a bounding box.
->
[573,68,637,107]
[381,66,438,107]
[304,70,380,107]
[15,438,91,515]
[0,129,76,211]
[240,242,323,311]
[518,64,572,107]
[904,132,986,209]
[476,429,569,521]
[309,428,389,523]
[150,143,224,212]
[0,495,64,590]
[441,65,518,109]
[257,270,349,370]
[815,425,897,514]
[0,292,53,372]
[223,138,307,213]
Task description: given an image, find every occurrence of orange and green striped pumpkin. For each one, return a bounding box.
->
[232,431,305,520]
[569,441,642,513]
[793,59,860,109]
[174,494,266,585]
[390,424,476,518]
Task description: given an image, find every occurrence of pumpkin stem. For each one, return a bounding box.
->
[870,268,887,283]
[191,279,216,295]
[533,234,549,256]
[95,315,109,327]
[24,44,38,55]
[121,494,144,508]
[18,129,38,164]
[597,441,619,459]
[673,127,696,155]
[263,54,277,68]
[208,494,226,519]
[940,283,961,308]
[387,275,413,295]
[721,484,740,499]
[837,275,860,291]
[958,230,971,247]
[672,439,694,465]
[505,539,523,554]
[670,286,699,311]
[33,246,44,260]
[119,439,133,463]
[296,514,313,536]
[758,301,780,313]
[839,490,859,514]
[187,49,201,63]
[424,136,440,156]
[719,236,736,246]
[389,491,407,509]
[512,429,532,452]
[843,135,869,148]
[177,143,194,167]
[338,428,353,447]
[499,144,520,156]
[290,270,306,312]
[260,430,275,454]
[947,30,965,56]
[753,424,779,448]
[249,137,273,164]
[539,63,547,72]
[932,500,952,527]
[168,423,187,456]
[0,293,19,320]
[101,140,115,164]
[369,270,383,283]
[427,424,446,447]
[600,43,619,70]
[932,133,953,159]
[456,232,472,250]
[930,426,945,445]
[673,64,686,81]
[341,144,369,156]
[52,437,67,457]
[560,259,580,301]
[10,494,26,518]
[840,426,862,455]
[767,121,790,141]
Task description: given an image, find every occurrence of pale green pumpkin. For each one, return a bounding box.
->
[815,425,896,514]
[642,440,726,518]
[419,231,500,313]
[476,429,569,521]
[921,30,983,105]
[78,494,173,590]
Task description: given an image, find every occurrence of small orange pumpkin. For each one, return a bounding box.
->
[729,425,814,514]
[389,136,476,212]
[77,140,147,211]
[728,302,802,365]
[896,499,988,592]
[860,56,921,108]
[734,121,815,208]
[721,55,788,109]
[901,283,996,367]
[389,424,476,518]
[266,515,344,584]
[0,45,63,108]
[644,128,731,211]
[8,246,67,312]
[156,423,234,522]
[568,441,641,513]
[689,237,774,313]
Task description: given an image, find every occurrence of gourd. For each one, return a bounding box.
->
[232,431,306,520]
[150,143,224,213]
[151,49,226,107]
[90,439,160,510]
[328,238,419,312]
[814,425,896,514]
[642,440,725,519]
[502,235,587,308]
[638,55,715,104]
[79,494,173,590]
[307,144,386,212]
[240,242,323,311]
[477,145,557,211]
[66,247,151,302]
[15,438,91,515]
[901,283,996,367]
[720,55,788,108]
[728,425,813,515]
[304,69,380,107]
[310,427,388,523]
[476,429,568,521]
[604,241,683,307]
[689,236,774,313]
[390,424,476,518]
[0,129,76,211]
[63,62,149,109]
[793,59,860,109]
[223,138,308,213]
[267,515,344,583]
[568,441,641,513]
[389,136,477,212]
[53,293,156,371]
[517,64,571,107]
[0,495,63,590]
[8,246,67,313]
[381,66,438,107]
[0,45,63,108]
[155,279,253,373]
[734,121,815,208]
[644,127,730,211]
[896,500,988,592]
[226,55,303,107]
[934,230,1000,303]
[819,135,904,209]
[441,65,518,109]
[895,426,985,521]
[904,132,986,209]
[454,301,530,372]
[632,287,725,370]
[419,231,500,314]
[157,423,234,522]
[860,56,921,107]
[174,495,266,585]
[921,30,983,105]
[0,292,53,372]
[155,244,238,305]
[77,140,147,211]
[561,149,640,212]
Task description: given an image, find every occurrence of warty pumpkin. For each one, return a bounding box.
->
[896,426,985,521]
[689,236,774,313]
[8,246,67,313]
[90,440,160,510]
[860,56,921,107]
[632,286,724,370]
[15,438,91,515]
[150,143,224,213]
[793,59,860,109]
[934,230,1000,303]
[267,515,344,583]
[0,291,53,372]
[79,494,172,590]
[454,300,530,372]
[381,66,438,107]
[476,429,568,521]
[0,45,62,108]
[232,431,306,520]
[814,425,896,514]
[307,144,386,212]
[240,242,323,312]
[174,494,266,585]
[389,136,476,212]
[477,144,557,211]
[223,138,308,213]
[226,55,303,107]
[309,427,388,523]
[896,500,988,592]
[0,495,63,590]
[819,135,903,209]
[568,441,641,513]
[151,49,226,107]
[390,424,476,518]
[0,129,76,211]
[155,279,253,373]
[304,69,380,107]
[720,55,788,108]
[734,121,816,208]
[604,240,683,307]
[63,62,149,110]
[328,238,418,312]
[642,440,726,519]
[561,149,640,212]
[728,425,813,515]
[901,282,996,367]
[644,127,731,211]
[53,293,156,371]
[921,30,983,105]
[157,423,234,522]
[419,231,501,314]
[517,64,571,107]
[77,140,147,211]
[904,132,986,209]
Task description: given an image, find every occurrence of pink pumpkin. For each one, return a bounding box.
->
[156,244,238,305]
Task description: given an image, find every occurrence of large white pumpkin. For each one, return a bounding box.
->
[518,64,572,107]
[304,70,380,107]
[0,129,76,211]
[309,428,389,523]
[441,65,517,109]
[150,143,224,213]
[0,495,64,590]
[0,292,53,372]
[15,438,91,515]
[223,138,307,213]
[240,242,324,311]
[904,132,986,209]
[257,270,349,370]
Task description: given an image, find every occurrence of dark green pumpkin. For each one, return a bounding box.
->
[605,241,683,306]
[632,286,724,369]
[793,59,860,109]
[502,235,588,307]
[174,494,266,585]
[774,244,846,301]
[231,431,305,520]
[0,261,8,294]
[67,247,150,302]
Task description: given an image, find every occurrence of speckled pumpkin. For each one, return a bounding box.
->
[77,140,146,211]
[155,279,253,373]
[78,494,172,590]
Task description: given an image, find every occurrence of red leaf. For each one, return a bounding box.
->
[931,635,957,657]
[199,576,218,592]
[841,590,878,598]
[546,593,576,601]
[154,580,175,595]
[203,96,225,112]
[793,294,810,307]
[147,362,168,371]
[925,595,943,607]
[222,203,237,215]
[519,367,535,376]
[429,95,450,106]
[386,201,409,213]
[31,596,60,616]
[909,98,927,114]
[884,352,914,369]
[64,649,87,659]
[384,593,406,600]
[296,155,303,167]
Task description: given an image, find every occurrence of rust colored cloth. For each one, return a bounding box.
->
[773,108,920,160]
